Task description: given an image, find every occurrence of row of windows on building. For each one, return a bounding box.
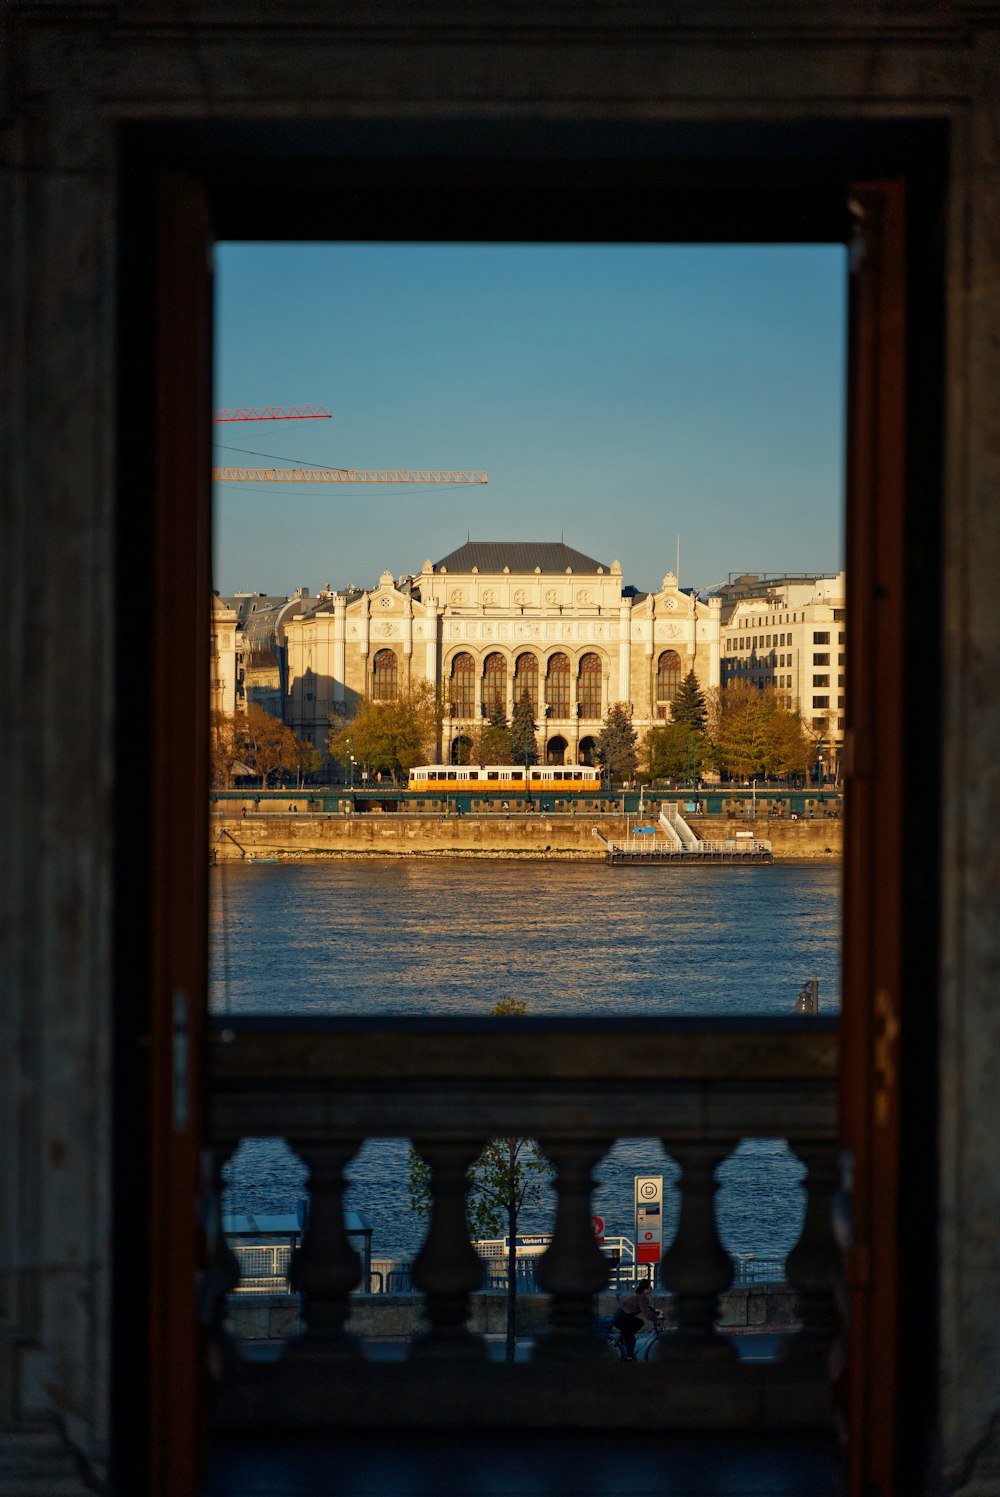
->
[370,648,687,718]
[730,607,846,631]
[726,629,845,654]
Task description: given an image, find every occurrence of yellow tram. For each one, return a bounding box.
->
[407,764,603,793]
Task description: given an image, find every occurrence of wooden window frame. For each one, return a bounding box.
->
[121,122,945,1497]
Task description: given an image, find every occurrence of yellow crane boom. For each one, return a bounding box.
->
[213,468,488,484]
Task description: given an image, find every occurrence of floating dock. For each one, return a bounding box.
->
[593,805,773,865]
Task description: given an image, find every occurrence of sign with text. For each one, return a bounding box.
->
[634,1175,664,1265]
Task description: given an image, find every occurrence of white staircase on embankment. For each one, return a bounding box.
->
[660,802,700,850]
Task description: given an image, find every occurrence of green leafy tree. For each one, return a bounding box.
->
[327,679,442,783]
[670,668,708,732]
[509,691,539,767]
[474,704,513,766]
[595,701,638,784]
[408,997,552,1362]
[645,720,706,783]
[293,741,325,788]
[711,683,811,782]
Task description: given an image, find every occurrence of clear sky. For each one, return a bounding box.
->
[213,242,846,599]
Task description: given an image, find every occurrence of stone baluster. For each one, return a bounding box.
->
[784,1137,840,1365]
[658,1141,738,1362]
[286,1140,364,1359]
[199,1142,243,1377]
[533,1139,612,1361]
[410,1138,487,1359]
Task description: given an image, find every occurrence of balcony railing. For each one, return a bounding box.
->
[206,1016,839,1434]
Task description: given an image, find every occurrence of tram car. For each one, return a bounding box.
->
[407,764,603,794]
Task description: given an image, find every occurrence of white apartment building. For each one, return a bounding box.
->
[717,572,846,778]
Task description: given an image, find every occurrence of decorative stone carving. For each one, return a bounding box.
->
[409,1139,487,1360]
[287,1141,364,1359]
[657,1140,739,1364]
[534,1139,612,1363]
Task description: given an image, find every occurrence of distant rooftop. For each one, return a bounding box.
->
[707,571,834,601]
[432,541,611,575]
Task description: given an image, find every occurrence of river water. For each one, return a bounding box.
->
[210,859,840,1262]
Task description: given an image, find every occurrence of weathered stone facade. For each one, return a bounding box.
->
[285,543,721,761]
[6,4,1000,1495]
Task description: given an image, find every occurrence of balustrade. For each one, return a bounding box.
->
[208,1016,839,1433]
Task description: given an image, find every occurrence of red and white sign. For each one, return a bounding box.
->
[591,1215,605,1244]
[634,1175,664,1267]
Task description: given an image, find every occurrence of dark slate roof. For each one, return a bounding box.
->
[433,541,610,574]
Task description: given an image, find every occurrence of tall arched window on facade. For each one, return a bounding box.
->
[656,650,682,717]
[372,648,398,700]
[482,653,507,718]
[450,652,476,719]
[546,653,570,718]
[514,653,539,716]
[578,653,602,721]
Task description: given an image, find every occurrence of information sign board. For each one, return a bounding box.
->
[634,1175,664,1265]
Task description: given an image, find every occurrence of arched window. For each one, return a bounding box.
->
[656,650,682,711]
[514,653,539,716]
[450,652,476,719]
[451,735,475,765]
[578,653,602,721]
[546,653,570,718]
[482,653,507,718]
[546,735,568,765]
[372,648,398,700]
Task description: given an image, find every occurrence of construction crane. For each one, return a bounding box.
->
[214,467,487,484]
[213,406,332,422]
[211,405,486,483]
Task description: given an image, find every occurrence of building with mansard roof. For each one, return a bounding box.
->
[283,541,721,765]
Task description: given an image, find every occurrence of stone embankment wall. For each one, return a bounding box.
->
[229,1285,800,1343]
[212,812,841,862]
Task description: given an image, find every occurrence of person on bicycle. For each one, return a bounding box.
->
[612,1278,661,1359]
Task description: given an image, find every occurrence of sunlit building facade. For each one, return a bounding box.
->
[283,542,722,765]
[716,572,846,777]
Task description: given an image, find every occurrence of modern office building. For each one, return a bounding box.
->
[716,572,846,777]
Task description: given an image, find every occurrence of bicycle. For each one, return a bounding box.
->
[608,1313,666,1362]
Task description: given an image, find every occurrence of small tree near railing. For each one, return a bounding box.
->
[408,997,552,1362]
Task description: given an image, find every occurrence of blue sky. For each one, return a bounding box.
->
[213,242,846,598]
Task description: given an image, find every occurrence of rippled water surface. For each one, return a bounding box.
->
[212,859,840,1257]
[211,860,840,1018]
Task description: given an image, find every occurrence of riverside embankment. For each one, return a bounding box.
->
[211,811,841,862]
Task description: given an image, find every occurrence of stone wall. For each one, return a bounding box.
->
[211,812,842,861]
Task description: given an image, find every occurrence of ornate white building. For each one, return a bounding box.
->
[283,541,722,764]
